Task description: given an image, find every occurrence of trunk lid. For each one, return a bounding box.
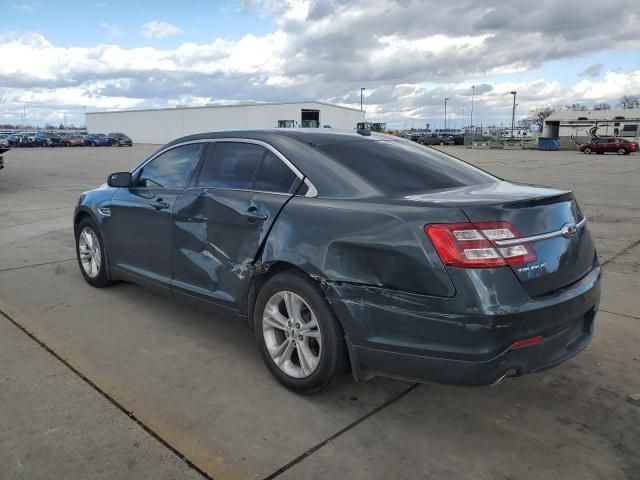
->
[411,181,597,297]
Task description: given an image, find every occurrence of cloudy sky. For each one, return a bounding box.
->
[1,0,639,129]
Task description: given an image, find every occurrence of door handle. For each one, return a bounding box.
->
[150,198,170,210]
[242,206,268,222]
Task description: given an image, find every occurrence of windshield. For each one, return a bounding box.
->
[316,139,498,195]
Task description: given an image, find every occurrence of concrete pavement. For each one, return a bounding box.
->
[0,145,638,479]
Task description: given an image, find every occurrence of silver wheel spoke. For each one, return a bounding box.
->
[276,339,295,366]
[297,341,316,375]
[263,307,288,330]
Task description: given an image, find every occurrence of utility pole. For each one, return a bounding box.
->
[459,107,465,132]
[469,85,476,131]
[444,97,449,130]
[510,91,517,139]
[360,88,366,112]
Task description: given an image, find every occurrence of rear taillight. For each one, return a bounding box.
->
[424,221,536,268]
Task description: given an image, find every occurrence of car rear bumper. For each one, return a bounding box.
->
[327,265,601,386]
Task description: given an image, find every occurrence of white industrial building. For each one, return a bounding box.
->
[543,108,640,147]
[86,101,365,144]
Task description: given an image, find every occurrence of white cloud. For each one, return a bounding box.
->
[140,20,182,39]
[2,0,640,127]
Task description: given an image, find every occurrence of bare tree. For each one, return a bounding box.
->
[592,102,611,110]
[618,95,640,109]
[526,106,556,132]
[564,103,589,111]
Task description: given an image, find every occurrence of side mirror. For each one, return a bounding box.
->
[107,171,132,188]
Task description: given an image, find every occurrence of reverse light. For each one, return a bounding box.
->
[424,221,536,268]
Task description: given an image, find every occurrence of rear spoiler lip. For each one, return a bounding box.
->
[500,187,574,209]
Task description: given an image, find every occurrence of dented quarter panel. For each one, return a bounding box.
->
[260,195,472,297]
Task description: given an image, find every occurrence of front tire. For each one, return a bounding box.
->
[583,147,591,154]
[254,271,346,394]
[75,218,112,287]
[617,147,627,155]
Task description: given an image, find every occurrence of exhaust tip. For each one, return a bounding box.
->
[491,368,519,386]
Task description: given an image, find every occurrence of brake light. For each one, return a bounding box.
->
[424,221,536,268]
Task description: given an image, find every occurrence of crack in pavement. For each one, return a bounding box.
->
[0,308,214,480]
[261,383,420,480]
[0,258,76,273]
[600,309,640,321]
[601,238,640,267]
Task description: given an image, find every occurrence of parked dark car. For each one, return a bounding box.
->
[108,132,133,147]
[419,134,455,146]
[35,131,64,147]
[580,137,638,155]
[74,130,600,394]
[7,133,36,147]
[84,134,113,147]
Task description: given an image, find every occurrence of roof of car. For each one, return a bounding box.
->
[165,129,395,147]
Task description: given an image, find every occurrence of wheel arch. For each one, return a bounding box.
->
[74,208,97,233]
[243,261,330,330]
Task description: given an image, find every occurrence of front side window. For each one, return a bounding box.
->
[138,143,203,189]
[198,142,265,189]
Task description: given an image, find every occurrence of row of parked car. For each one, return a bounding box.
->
[0,131,133,148]
[405,132,465,146]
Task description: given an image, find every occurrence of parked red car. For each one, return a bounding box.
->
[580,137,638,155]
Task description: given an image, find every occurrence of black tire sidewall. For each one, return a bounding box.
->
[75,218,111,287]
[253,271,345,394]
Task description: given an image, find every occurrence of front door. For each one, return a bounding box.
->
[109,143,205,292]
[172,141,300,309]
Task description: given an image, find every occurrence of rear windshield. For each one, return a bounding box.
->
[317,139,498,194]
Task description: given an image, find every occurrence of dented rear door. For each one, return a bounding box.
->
[171,141,298,309]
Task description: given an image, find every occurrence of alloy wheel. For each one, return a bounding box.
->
[618,148,626,155]
[78,226,101,278]
[262,291,322,378]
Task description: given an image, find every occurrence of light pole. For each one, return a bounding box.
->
[459,107,465,132]
[470,85,475,128]
[444,97,449,130]
[360,88,366,112]
[510,91,517,139]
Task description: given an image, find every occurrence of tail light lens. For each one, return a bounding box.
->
[424,221,536,268]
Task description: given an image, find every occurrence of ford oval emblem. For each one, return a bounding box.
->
[561,223,578,239]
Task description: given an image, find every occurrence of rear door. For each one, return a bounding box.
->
[604,138,617,153]
[172,140,300,309]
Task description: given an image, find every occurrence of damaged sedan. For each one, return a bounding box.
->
[74,130,600,394]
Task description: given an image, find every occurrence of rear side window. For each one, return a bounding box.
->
[198,142,264,189]
[254,152,297,193]
[139,143,203,189]
[317,140,497,195]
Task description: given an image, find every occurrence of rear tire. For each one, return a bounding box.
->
[617,148,627,155]
[254,271,346,394]
[583,147,591,154]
